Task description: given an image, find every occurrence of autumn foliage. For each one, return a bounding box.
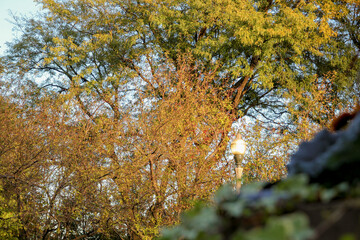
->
[0,0,359,239]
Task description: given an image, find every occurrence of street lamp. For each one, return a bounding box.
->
[230,133,246,192]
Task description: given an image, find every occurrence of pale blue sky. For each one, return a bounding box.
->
[0,0,40,54]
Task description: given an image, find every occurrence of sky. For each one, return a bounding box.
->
[0,0,40,54]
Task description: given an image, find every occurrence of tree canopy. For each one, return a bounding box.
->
[0,0,359,238]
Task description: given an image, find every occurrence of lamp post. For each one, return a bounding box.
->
[230,133,246,193]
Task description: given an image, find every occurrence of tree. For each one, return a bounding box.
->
[1,56,235,239]
[6,0,357,114]
[0,98,23,240]
[1,0,360,238]
[239,72,360,184]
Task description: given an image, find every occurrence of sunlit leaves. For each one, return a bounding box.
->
[1,0,360,238]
